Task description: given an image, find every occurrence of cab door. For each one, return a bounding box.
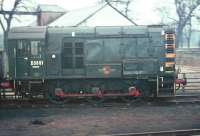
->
[16,40,29,77]
[29,41,44,77]
[16,40,44,78]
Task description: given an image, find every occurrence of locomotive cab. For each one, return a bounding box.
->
[7,27,46,79]
[6,27,46,97]
[15,40,45,78]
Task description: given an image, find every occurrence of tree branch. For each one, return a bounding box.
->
[0,19,5,32]
[182,3,199,27]
[167,16,178,22]
[175,0,200,48]
[0,0,5,10]
[105,0,137,25]
[5,0,22,31]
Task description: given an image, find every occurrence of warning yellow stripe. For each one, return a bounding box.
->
[165,34,176,40]
[165,62,175,67]
[165,53,176,58]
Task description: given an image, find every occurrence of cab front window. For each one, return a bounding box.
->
[17,40,42,58]
[31,41,41,56]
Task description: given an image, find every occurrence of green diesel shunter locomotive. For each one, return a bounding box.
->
[7,25,176,103]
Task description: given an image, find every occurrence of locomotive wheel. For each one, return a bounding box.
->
[47,85,65,105]
[121,96,141,104]
[86,97,105,105]
[86,87,105,105]
[135,80,152,97]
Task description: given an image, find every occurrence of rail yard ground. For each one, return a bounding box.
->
[0,103,200,136]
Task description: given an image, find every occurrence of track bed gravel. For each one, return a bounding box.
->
[0,103,200,136]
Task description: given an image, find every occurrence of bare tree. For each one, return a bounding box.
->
[0,0,34,77]
[156,1,198,48]
[99,0,133,17]
[0,0,35,51]
[156,6,171,24]
[175,0,200,48]
[117,0,132,17]
[184,18,192,48]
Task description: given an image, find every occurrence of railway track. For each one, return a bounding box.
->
[172,94,200,103]
[0,94,200,108]
[102,129,200,136]
[155,94,200,103]
[1,72,200,107]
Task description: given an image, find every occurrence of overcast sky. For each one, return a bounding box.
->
[1,0,200,30]
[36,0,176,25]
[2,0,176,25]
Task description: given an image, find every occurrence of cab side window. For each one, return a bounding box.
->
[17,40,42,58]
[30,41,41,57]
[62,42,73,69]
[75,42,84,68]
[17,40,28,57]
[62,40,84,69]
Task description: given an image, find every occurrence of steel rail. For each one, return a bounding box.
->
[1,92,200,106]
[101,128,200,136]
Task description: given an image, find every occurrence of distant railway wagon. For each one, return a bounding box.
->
[4,25,178,103]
